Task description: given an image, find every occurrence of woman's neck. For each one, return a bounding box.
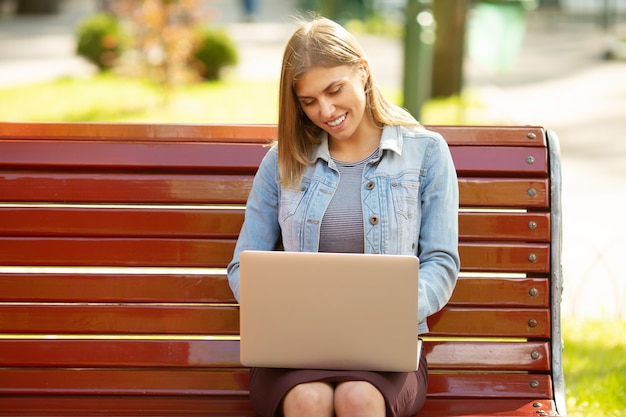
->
[329,122,382,162]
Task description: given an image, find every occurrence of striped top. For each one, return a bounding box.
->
[319,148,380,253]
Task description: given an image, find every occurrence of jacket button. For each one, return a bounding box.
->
[369,215,379,225]
[366,181,375,190]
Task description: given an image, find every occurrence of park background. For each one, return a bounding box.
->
[1,0,626,415]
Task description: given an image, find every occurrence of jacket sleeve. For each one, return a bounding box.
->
[226,146,282,302]
[416,134,460,323]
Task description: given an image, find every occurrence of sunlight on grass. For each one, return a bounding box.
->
[0,73,498,125]
[0,74,279,124]
[562,318,626,417]
[0,75,161,122]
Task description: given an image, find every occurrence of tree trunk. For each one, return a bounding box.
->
[431,0,468,98]
[17,0,60,14]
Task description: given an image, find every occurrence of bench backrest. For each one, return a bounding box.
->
[0,122,565,416]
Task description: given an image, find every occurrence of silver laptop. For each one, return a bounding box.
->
[239,250,421,372]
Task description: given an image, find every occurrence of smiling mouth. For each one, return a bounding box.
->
[327,114,347,127]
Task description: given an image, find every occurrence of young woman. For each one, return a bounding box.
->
[227,17,460,417]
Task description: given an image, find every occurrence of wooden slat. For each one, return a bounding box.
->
[419,399,557,417]
[0,396,256,417]
[427,307,550,338]
[427,125,546,147]
[0,339,243,368]
[0,305,239,335]
[459,178,549,208]
[0,397,558,417]
[1,141,547,178]
[0,305,548,338]
[450,146,547,177]
[0,273,237,304]
[0,123,545,148]
[0,141,268,173]
[449,277,550,307]
[0,369,552,399]
[459,243,550,273]
[459,212,550,242]
[0,208,550,243]
[0,172,254,204]
[0,339,550,371]
[0,122,278,142]
[0,207,245,238]
[425,341,551,371]
[427,373,553,399]
[0,176,548,208]
[0,274,547,307]
[0,208,549,242]
[0,237,236,267]
[0,369,250,396]
[0,239,548,272]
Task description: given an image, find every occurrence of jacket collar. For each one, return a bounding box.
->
[311,125,403,163]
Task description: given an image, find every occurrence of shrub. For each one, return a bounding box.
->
[76,13,127,70]
[193,27,239,81]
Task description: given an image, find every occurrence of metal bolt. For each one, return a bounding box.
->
[527,188,537,197]
[528,253,537,263]
[531,351,541,360]
[533,402,543,408]
[526,155,535,164]
[529,287,539,297]
[528,221,537,230]
[530,380,539,388]
[528,319,538,328]
[527,132,537,140]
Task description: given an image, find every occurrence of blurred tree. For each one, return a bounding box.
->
[303,0,373,22]
[76,12,128,70]
[16,0,59,14]
[77,0,238,94]
[402,0,435,120]
[538,0,560,7]
[431,0,468,98]
[113,0,200,94]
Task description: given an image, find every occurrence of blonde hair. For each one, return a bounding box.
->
[277,17,419,187]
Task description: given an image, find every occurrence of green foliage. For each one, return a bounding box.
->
[76,12,127,70]
[193,27,239,81]
[563,318,626,417]
[344,15,403,38]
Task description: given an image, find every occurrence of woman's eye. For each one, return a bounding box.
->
[330,86,342,95]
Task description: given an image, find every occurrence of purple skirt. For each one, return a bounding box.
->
[248,346,428,417]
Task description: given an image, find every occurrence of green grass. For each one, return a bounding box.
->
[0,73,280,123]
[0,73,494,125]
[562,318,626,417]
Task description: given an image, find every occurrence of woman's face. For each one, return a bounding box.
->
[294,64,371,144]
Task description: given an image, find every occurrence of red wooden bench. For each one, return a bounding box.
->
[0,122,566,416]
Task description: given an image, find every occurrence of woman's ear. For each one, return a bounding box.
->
[357,60,370,83]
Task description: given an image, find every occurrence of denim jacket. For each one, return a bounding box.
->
[227,125,460,333]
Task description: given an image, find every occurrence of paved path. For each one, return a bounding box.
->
[1,0,625,319]
[466,14,626,320]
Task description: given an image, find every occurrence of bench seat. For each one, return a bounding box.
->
[0,122,566,416]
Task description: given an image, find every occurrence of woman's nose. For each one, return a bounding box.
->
[319,98,335,118]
